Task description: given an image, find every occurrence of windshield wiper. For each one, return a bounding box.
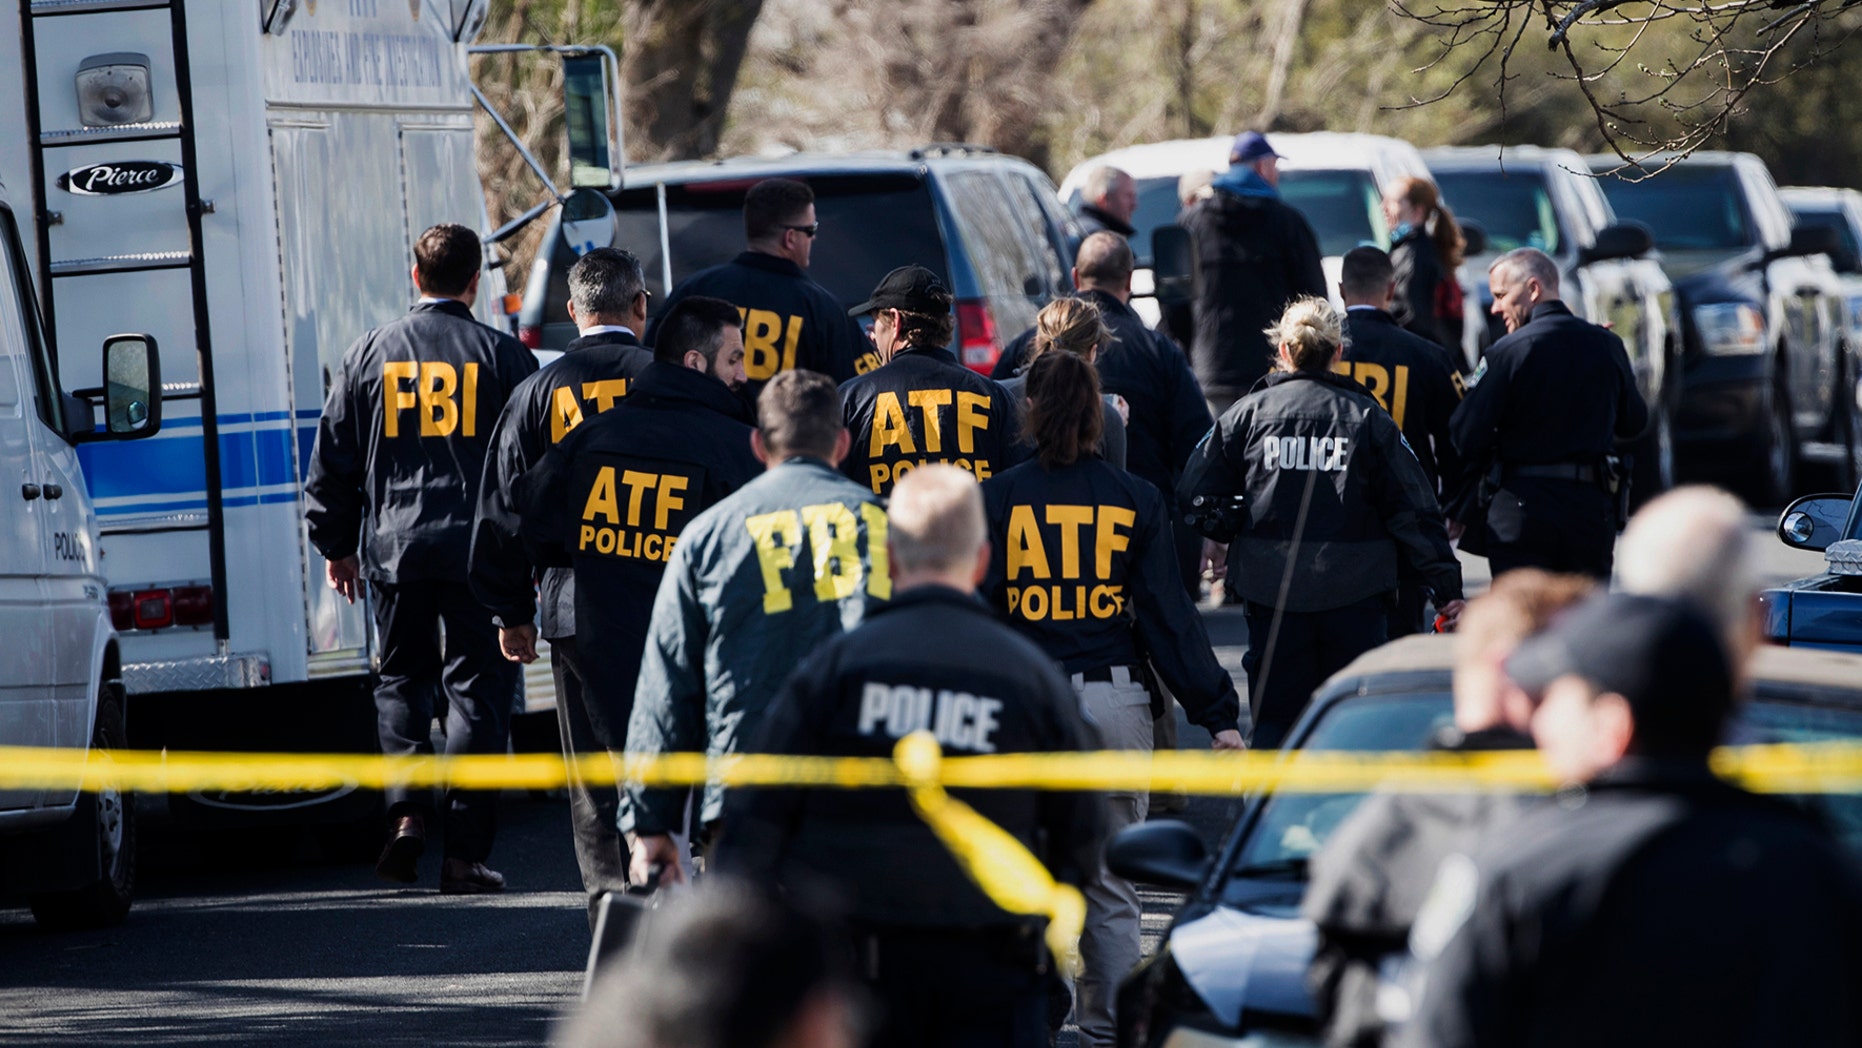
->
[1229,856,1311,880]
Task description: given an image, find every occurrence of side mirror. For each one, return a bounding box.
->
[1778,492,1853,552]
[1458,219,1488,257]
[1784,222,1843,260]
[562,52,618,190]
[559,187,616,257]
[1151,224,1198,309]
[1581,221,1655,265]
[1106,819,1210,890]
[70,334,162,442]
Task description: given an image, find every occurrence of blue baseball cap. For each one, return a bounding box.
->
[1230,131,1283,164]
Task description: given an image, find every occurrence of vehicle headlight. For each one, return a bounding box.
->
[1692,302,1767,356]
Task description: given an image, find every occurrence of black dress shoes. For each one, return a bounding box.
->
[375,814,425,884]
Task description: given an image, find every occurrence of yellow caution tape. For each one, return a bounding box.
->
[8,743,1862,795]
[895,732,1088,975]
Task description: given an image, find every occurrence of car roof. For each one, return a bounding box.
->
[1422,144,1589,174]
[1584,150,1753,174]
[1781,186,1862,210]
[616,148,1038,189]
[1309,634,1862,711]
[1059,132,1430,197]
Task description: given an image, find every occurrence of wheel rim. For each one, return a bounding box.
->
[96,755,125,875]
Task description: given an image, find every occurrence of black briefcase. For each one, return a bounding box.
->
[582,889,651,999]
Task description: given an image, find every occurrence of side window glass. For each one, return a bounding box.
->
[1007,173,1070,295]
[945,171,1042,300]
[0,210,62,435]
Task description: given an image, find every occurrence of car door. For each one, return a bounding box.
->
[0,207,56,815]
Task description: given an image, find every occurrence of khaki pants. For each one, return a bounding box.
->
[1071,667,1154,1048]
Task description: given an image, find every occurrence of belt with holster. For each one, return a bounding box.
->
[1502,462,1600,485]
[1070,664,1146,688]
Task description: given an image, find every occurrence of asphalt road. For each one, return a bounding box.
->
[0,513,1825,1046]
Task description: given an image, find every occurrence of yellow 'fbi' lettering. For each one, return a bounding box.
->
[383,362,418,437]
[419,362,459,436]
[803,503,862,601]
[747,510,803,613]
[860,503,891,600]
[741,308,804,381]
[1335,361,1411,430]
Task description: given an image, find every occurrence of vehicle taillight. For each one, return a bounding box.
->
[172,586,214,627]
[131,589,173,631]
[108,591,133,631]
[956,299,999,375]
[518,325,542,349]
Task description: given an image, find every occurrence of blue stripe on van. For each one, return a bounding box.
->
[76,413,309,513]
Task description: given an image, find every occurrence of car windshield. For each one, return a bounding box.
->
[1596,166,1752,251]
[1221,690,1862,899]
[1789,208,1861,270]
[1128,177,1192,268]
[611,173,949,310]
[1434,170,1562,255]
[1281,169,1389,257]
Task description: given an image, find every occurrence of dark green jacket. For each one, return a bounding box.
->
[623,457,890,835]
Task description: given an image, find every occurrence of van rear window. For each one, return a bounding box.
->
[612,174,949,314]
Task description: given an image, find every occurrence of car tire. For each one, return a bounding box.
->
[1748,365,1799,508]
[1630,395,1676,511]
[28,690,135,930]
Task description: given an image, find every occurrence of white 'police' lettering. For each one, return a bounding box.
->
[856,682,1003,753]
[1261,435,1350,472]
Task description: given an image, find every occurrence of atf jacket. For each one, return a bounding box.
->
[981,458,1241,736]
[1449,300,1648,474]
[715,585,1103,929]
[1402,759,1862,1048]
[470,330,653,638]
[994,289,1213,496]
[1338,308,1464,495]
[306,299,538,582]
[1178,369,1462,612]
[645,251,880,398]
[513,362,759,732]
[623,457,890,836]
[840,343,1021,496]
[1303,727,1535,1048]
[1180,185,1326,397]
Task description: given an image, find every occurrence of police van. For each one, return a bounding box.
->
[0,1,619,835]
[0,169,161,926]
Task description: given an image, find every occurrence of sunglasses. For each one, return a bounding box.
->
[784,223,820,238]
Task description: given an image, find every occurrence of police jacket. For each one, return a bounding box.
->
[306,299,538,582]
[994,289,1213,496]
[1388,228,1454,350]
[623,457,890,836]
[1180,184,1326,397]
[1402,758,1862,1048]
[1178,369,1462,612]
[1303,726,1534,1048]
[715,584,1103,930]
[1449,300,1648,474]
[645,251,880,397]
[513,361,760,728]
[981,458,1241,736]
[1338,308,1464,495]
[470,329,654,638]
[840,343,1020,496]
[996,372,1126,470]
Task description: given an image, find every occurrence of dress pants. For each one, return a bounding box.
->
[1242,596,1388,749]
[548,634,629,923]
[1482,478,1616,580]
[1072,669,1154,1048]
[372,579,520,862]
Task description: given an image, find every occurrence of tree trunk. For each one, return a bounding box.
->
[622,0,768,161]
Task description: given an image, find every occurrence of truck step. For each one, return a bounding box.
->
[50,252,191,277]
[41,122,184,148]
[30,0,170,14]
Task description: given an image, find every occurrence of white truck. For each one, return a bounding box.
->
[0,0,619,839]
[0,170,161,926]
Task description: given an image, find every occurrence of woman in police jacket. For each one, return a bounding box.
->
[981,349,1244,1048]
[1178,297,1464,750]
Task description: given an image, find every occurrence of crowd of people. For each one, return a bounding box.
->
[299,131,1862,1048]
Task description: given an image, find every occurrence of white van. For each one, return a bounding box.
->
[1059,132,1484,363]
[0,2,617,835]
[0,176,161,928]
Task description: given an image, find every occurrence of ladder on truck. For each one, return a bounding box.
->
[19,0,228,642]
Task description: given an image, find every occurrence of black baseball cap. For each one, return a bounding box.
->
[1505,592,1735,754]
[848,265,952,317]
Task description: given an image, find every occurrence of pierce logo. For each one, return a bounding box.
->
[57,160,184,195]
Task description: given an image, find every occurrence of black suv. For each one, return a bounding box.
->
[517,147,1077,375]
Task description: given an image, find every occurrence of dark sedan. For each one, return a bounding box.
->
[1111,635,1862,1048]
